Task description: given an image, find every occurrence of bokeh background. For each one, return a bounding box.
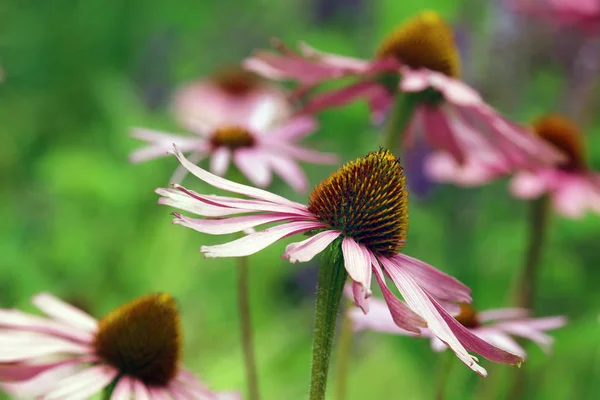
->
[1,0,599,398]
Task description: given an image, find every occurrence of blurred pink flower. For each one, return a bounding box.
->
[0,293,238,400]
[244,12,561,172]
[157,147,523,376]
[507,0,600,33]
[131,94,338,192]
[350,299,566,359]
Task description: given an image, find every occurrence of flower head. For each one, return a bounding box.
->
[350,298,566,359]
[0,293,238,399]
[131,89,338,191]
[158,146,524,376]
[509,114,600,217]
[244,11,562,176]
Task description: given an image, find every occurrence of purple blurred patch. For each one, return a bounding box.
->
[404,140,437,200]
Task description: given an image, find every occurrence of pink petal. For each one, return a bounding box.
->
[430,337,448,352]
[283,230,341,263]
[170,151,208,184]
[552,176,596,218]
[148,387,174,400]
[1,361,87,398]
[267,154,309,193]
[265,115,318,141]
[31,293,97,333]
[297,41,373,71]
[391,253,471,303]
[157,188,249,217]
[347,291,421,335]
[234,149,273,187]
[381,257,522,376]
[475,329,526,359]
[201,221,326,257]
[111,376,133,400]
[43,365,117,400]
[352,281,370,314]
[175,369,216,396]
[248,96,279,131]
[0,309,93,344]
[173,213,298,235]
[132,379,152,400]
[270,142,339,164]
[0,359,81,382]
[371,257,425,333]
[421,106,465,164]
[210,147,232,176]
[341,238,371,289]
[302,81,387,115]
[0,331,92,362]
[510,170,550,199]
[172,145,300,207]
[478,308,531,322]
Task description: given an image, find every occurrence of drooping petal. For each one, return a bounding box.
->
[421,105,465,164]
[0,309,94,344]
[265,115,318,141]
[0,332,92,362]
[430,337,447,352]
[302,81,388,115]
[552,176,594,218]
[391,254,471,303]
[111,376,133,400]
[1,361,87,398]
[283,230,341,263]
[341,238,371,289]
[210,147,232,177]
[171,145,301,207]
[267,154,309,193]
[234,149,273,187]
[43,365,117,400]
[132,379,152,400]
[510,171,550,200]
[157,188,249,217]
[478,308,530,322]
[173,213,298,235]
[270,142,339,164]
[31,293,98,333]
[170,151,208,184]
[475,329,526,359]
[201,221,326,257]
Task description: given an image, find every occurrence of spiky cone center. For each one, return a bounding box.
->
[308,149,409,257]
[532,114,587,172]
[210,126,256,149]
[94,293,181,387]
[454,303,479,329]
[212,67,260,96]
[376,11,460,79]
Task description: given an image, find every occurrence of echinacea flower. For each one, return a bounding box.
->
[350,299,566,359]
[0,293,238,399]
[507,0,600,33]
[510,114,600,217]
[157,146,523,376]
[131,94,337,191]
[244,11,562,172]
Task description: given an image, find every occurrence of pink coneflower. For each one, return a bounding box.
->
[0,293,238,399]
[157,146,523,376]
[131,93,337,191]
[244,11,561,171]
[507,0,600,33]
[509,114,600,218]
[350,300,566,358]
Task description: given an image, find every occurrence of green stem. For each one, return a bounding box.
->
[335,306,353,400]
[382,92,418,154]
[309,240,348,400]
[238,256,260,400]
[435,351,455,400]
[516,195,551,309]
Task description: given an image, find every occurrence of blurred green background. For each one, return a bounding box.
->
[1,0,599,399]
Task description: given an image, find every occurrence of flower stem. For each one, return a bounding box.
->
[309,240,348,400]
[435,351,455,400]
[516,195,550,309]
[382,92,418,154]
[335,306,353,400]
[238,256,260,400]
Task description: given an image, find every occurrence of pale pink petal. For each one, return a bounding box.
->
[173,213,298,235]
[381,257,522,376]
[348,291,422,335]
[552,176,594,218]
[210,147,232,177]
[371,257,425,333]
[175,369,217,396]
[131,127,207,142]
[267,154,309,192]
[265,115,317,141]
[352,281,370,314]
[507,316,567,331]
[495,316,566,353]
[149,387,176,400]
[427,73,482,106]
[430,337,448,352]
[0,359,84,382]
[0,331,93,361]
[478,308,531,322]
[421,106,465,164]
[474,329,527,359]
[302,81,387,115]
[43,365,117,400]
[1,361,88,398]
[170,151,208,184]
[201,221,326,257]
[391,254,471,303]
[341,238,371,289]
[510,170,550,199]
[157,188,249,217]
[283,230,341,263]
[248,97,278,132]
[171,146,300,207]
[297,41,372,71]
[424,151,505,186]
[270,142,339,164]
[0,309,93,344]
[132,379,152,400]
[234,149,273,187]
[216,391,242,400]
[31,293,97,333]
[111,376,133,400]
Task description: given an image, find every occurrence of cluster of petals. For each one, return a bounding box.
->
[157,147,523,376]
[349,296,567,359]
[507,0,600,33]
[244,40,562,176]
[131,82,337,192]
[0,293,236,400]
